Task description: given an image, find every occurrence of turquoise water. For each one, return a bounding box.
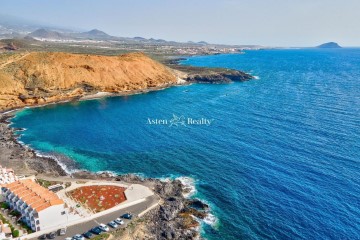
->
[11,49,360,239]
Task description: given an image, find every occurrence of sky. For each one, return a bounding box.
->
[0,0,359,47]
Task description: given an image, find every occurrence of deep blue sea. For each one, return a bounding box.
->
[11,49,360,240]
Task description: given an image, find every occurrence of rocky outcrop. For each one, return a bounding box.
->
[185,69,253,83]
[0,42,19,51]
[160,197,185,221]
[166,59,253,84]
[145,182,204,240]
[0,52,177,111]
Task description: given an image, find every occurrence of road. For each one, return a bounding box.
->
[30,195,159,240]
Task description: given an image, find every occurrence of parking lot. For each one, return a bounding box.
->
[31,195,159,240]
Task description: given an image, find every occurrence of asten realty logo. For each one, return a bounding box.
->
[147,114,213,127]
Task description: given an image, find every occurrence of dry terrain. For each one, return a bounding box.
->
[0,52,177,111]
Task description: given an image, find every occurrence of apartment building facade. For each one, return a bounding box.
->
[1,179,68,232]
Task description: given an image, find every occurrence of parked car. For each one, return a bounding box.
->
[121,213,133,219]
[72,234,85,240]
[90,227,102,235]
[38,235,47,240]
[47,231,57,239]
[108,221,118,228]
[83,231,93,239]
[114,218,124,225]
[99,223,110,232]
[59,227,67,235]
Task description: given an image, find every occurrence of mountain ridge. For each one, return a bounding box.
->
[28,28,65,39]
[24,28,211,45]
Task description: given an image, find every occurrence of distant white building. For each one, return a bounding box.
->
[0,220,12,239]
[0,165,18,184]
[1,179,69,232]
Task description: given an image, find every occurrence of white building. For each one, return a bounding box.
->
[0,165,18,184]
[1,179,69,232]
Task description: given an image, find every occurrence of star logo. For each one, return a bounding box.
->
[169,114,186,127]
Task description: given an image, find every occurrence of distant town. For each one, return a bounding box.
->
[0,23,266,59]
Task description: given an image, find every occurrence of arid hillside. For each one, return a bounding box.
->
[0,52,177,111]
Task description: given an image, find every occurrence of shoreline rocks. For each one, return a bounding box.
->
[0,114,67,176]
[165,57,254,84]
[185,68,253,83]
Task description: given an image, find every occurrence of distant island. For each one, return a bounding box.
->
[317,42,342,48]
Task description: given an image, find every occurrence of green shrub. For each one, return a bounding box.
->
[13,229,19,237]
[0,202,10,209]
[12,210,21,217]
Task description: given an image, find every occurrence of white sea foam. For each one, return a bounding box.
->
[253,75,261,80]
[96,170,118,177]
[1,109,16,115]
[177,78,187,84]
[203,212,218,227]
[177,176,197,197]
[161,175,219,229]
[176,176,219,228]
[34,151,75,174]
[192,197,219,228]
[159,177,172,182]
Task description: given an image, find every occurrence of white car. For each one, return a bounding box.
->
[99,223,110,232]
[72,235,85,240]
[108,221,118,228]
[114,218,124,225]
[59,228,66,235]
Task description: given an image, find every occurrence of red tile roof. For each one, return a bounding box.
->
[3,179,64,212]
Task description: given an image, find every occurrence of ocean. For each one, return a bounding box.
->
[11,49,360,239]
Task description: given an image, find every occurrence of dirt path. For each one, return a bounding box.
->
[0,51,29,69]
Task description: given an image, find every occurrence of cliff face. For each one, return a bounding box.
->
[0,52,177,111]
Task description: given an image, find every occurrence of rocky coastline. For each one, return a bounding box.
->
[0,114,68,176]
[0,112,210,239]
[165,57,254,84]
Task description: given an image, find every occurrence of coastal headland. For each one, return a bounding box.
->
[0,51,253,112]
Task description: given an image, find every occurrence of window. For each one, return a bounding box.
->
[61,211,66,215]
[36,220,40,225]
